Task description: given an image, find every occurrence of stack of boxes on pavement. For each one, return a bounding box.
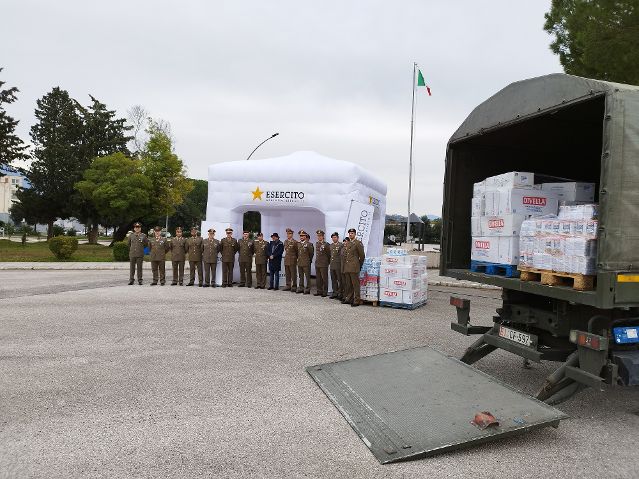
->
[359,257,381,302]
[519,204,598,276]
[470,171,598,275]
[379,248,428,309]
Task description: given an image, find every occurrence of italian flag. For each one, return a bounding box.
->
[417,70,432,96]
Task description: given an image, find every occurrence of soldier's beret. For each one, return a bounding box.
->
[154,226,162,231]
[225,228,233,232]
[348,228,356,233]
[316,229,325,235]
[286,228,293,233]
[271,232,279,238]
[133,222,142,227]
[331,232,339,238]
[208,228,215,233]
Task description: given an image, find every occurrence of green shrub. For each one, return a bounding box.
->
[113,241,129,261]
[66,228,77,236]
[48,236,79,259]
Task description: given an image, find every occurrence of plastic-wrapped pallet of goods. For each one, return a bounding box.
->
[518,204,598,290]
[359,257,381,303]
[379,249,428,310]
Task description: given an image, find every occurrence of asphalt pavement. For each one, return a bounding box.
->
[0,271,637,478]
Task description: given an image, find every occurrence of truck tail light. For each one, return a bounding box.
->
[569,330,607,351]
[450,296,469,308]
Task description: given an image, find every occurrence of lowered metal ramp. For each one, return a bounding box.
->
[307,347,568,463]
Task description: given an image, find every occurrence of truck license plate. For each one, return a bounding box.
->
[499,326,535,347]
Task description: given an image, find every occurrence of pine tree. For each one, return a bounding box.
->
[27,87,84,238]
[72,95,132,243]
[0,68,28,172]
[544,0,639,84]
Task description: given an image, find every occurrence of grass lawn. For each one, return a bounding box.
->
[0,239,117,262]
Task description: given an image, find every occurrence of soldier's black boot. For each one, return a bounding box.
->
[150,282,157,286]
[203,284,209,288]
[128,280,134,285]
[171,282,177,286]
[314,292,321,296]
[138,280,143,285]
[186,282,194,286]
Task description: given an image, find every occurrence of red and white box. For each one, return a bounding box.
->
[471,237,499,263]
[383,277,421,290]
[480,214,527,236]
[485,172,535,188]
[381,254,420,266]
[497,188,559,216]
[379,287,422,304]
[380,265,421,279]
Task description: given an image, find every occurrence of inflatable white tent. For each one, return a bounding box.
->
[201,151,387,283]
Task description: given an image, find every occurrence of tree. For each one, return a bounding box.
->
[0,68,28,172]
[27,87,84,238]
[141,120,193,220]
[73,95,132,243]
[127,105,174,157]
[544,1,639,84]
[166,178,208,231]
[75,152,152,233]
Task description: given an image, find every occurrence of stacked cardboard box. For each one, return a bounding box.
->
[471,172,561,266]
[519,204,598,275]
[359,257,381,301]
[379,249,428,309]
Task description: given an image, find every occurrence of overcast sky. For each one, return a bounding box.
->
[3,0,561,216]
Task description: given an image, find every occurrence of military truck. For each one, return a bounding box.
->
[442,73,639,403]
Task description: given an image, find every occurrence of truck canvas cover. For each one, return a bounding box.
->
[445,74,639,273]
[307,347,567,463]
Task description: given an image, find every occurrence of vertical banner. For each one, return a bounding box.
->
[345,200,375,254]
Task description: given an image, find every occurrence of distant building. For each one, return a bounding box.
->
[0,169,27,224]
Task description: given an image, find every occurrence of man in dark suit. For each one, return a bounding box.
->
[267,232,284,290]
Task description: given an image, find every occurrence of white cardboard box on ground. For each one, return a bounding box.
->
[471,217,482,236]
[382,277,422,290]
[498,236,520,265]
[381,255,421,266]
[541,182,596,202]
[480,214,527,236]
[497,188,559,216]
[485,172,534,188]
[380,265,421,279]
[471,197,484,216]
[379,287,423,304]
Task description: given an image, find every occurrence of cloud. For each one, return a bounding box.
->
[3,0,560,215]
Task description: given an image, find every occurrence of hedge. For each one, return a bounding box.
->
[48,236,79,260]
[113,241,129,261]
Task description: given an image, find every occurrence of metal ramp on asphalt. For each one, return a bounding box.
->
[307,347,568,463]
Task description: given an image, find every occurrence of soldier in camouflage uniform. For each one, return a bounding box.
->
[296,230,314,294]
[202,228,220,287]
[340,237,350,303]
[185,227,204,287]
[329,232,342,299]
[149,226,169,286]
[170,226,187,285]
[127,222,148,285]
[283,228,298,292]
[253,232,269,289]
[314,230,331,297]
[238,230,255,287]
[220,227,239,287]
[343,228,365,307]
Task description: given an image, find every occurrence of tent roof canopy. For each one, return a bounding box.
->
[208,151,387,195]
[449,73,639,143]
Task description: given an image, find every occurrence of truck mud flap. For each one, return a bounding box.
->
[307,347,568,463]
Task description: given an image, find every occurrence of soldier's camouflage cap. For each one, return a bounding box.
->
[175,226,182,231]
[316,229,325,235]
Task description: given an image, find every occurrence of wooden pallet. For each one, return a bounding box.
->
[471,260,520,278]
[518,267,595,291]
[362,299,379,307]
[380,300,427,310]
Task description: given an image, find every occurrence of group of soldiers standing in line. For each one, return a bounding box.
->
[127,222,367,306]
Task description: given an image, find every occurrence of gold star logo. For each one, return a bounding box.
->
[252,187,264,200]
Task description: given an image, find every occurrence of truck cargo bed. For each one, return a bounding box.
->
[448,268,598,306]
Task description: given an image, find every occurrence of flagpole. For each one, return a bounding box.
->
[406,62,417,246]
